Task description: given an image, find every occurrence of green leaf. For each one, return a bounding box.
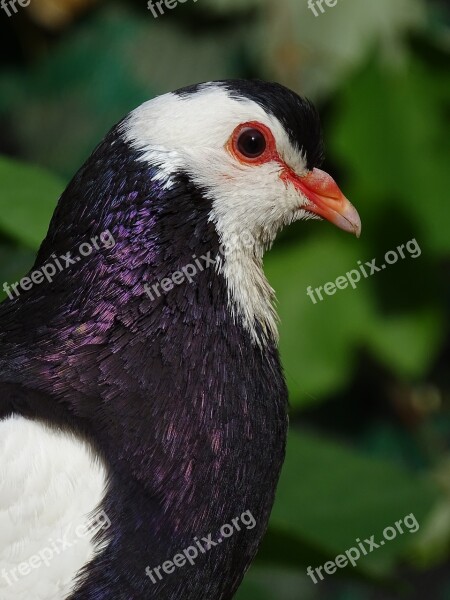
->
[256,0,425,99]
[236,566,315,600]
[261,430,439,578]
[0,156,64,249]
[0,243,36,301]
[0,5,246,178]
[266,228,444,407]
[367,309,443,376]
[329,55,450,256]
[266,231,372,406]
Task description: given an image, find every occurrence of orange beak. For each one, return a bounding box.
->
[283,167,361,237]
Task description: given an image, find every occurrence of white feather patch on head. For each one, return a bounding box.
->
[123,83,312,344]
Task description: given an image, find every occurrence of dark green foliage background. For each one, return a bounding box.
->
[0,1,449,598]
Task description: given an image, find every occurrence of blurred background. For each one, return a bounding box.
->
[0,0,449,598]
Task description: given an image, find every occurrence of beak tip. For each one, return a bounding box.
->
[343,203,362,239]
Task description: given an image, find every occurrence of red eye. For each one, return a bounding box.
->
[228,121,277,165]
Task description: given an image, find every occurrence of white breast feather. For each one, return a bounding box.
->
[0,416,108,600]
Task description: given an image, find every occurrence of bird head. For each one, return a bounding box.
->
[34,80,360,346]
[120,80,361,342]
[123,80,361,252]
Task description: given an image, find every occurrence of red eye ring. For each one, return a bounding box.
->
[227,121,278,165]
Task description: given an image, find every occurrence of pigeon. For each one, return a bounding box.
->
[0,80,361,600]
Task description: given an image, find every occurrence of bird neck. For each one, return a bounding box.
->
[9,213,289,599]
[0,130,289,599]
